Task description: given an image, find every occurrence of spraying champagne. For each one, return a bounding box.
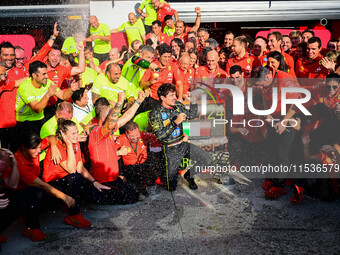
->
[131,55,159,71]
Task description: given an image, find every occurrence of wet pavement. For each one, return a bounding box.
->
[2,172,340,255]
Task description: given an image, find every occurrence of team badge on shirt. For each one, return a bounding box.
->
[172,127,181,137]
[163,119,170,127]
[161,112,167,119]
[247,58,251,63]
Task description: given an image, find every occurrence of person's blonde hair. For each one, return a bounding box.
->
[289,30,302,39]
[324,50,340,62]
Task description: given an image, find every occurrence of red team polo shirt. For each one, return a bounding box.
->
[115,132,160,166]
[170,26,192,43]
[157,5,176,28]
[173,66,195,96]
[46,65,72,105]
[261,69,301,119]
[145,32,171,46]
[24,42,52,70]
[0,67,28,128]
[195,65,227,79]
[88,125,119,183]
[141,60,174,100]
[14,150,41,190]
[226,52,255,78]
[256,50,295,74]
[295,54,329,86]
[43,140,82,182]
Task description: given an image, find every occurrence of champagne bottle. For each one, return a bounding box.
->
[131,55,159,71]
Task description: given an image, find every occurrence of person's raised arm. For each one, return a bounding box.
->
[58,131,77,174]
[117,91,146,128]
[101,92,126,136]
[24,22,59,69]
[174,10,179,22]
[102,51,127,70]
[87,53,102,74]
[48,22,60,47]
[70,43,86,76]
[191,7,201,32]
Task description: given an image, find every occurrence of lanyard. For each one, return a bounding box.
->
[129,141,138,155]
[323,97,337,109]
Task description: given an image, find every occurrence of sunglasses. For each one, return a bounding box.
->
[326,85,339,90]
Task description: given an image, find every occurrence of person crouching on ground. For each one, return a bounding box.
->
[43,119,110,229]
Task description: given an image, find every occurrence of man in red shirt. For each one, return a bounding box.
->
[170,7,201,43]
[226,36,255,78]
[197,28,209,54]
[301,30,314,43]
[252,36,268,66]
[219,31,235,58]
[299,73,340,114]
[295,37,329,86]
[0,24,60,151]
[88,91,146,204]
[0,42,29,152]
[14,46,27,71]
[145,20,171,46]
[256,31,294,73]
[152,0,178,29]
[282,35,292,54]
[141,43,173,106]
[45,44,85,105]
[116,121,161,196]
[174,55,195,101]
[195,51,227,80]
[227,65,266,172]
[99,47,125,71]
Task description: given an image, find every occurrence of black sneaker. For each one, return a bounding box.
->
[184,171,198,190]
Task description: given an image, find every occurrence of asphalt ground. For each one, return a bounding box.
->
[2,172,340,255]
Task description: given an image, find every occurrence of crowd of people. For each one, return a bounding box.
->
[0,0,340,246]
